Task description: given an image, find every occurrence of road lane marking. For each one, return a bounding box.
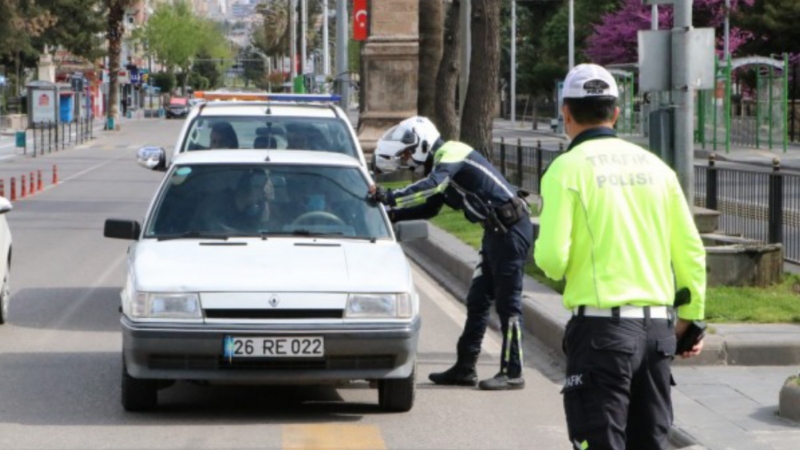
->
[411,264,503,356]
[282,424,386,450]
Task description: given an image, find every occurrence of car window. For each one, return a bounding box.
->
[182,116,358,158]
[145,163,391,240]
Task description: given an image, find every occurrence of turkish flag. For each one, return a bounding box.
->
[353,0,368,41]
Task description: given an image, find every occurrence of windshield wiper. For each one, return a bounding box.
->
[157,231,230,241]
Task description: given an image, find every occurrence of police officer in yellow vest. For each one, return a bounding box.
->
[371,116,533,390]
[534,64,707,449]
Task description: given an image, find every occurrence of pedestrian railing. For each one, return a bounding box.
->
[27,116,94,157]
[492,139,800,263]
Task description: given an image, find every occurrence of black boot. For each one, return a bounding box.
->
[478,371,525,390]
[428,354,478,386]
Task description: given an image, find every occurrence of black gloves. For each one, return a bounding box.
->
[370,185,391,205]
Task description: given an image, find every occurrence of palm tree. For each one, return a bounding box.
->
[106,0,133,128]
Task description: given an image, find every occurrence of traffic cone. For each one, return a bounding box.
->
[29,172,35,194]
[37,170,43,191]
[20,175,25,198]
[52,165,58,185]
[10,178,15,201]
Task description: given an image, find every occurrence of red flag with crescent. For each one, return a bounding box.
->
[353,0,368,41]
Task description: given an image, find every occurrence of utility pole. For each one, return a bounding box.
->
[290,0,297,84]
[673,0,694,204]
[723,0,730,59]
[335,0,349,109]
[301,0,307,75]
[568,0,574,70]
[323,0,330,77]
[511,0,516,127]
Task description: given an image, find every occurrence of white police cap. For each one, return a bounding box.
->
[562,64,619,99]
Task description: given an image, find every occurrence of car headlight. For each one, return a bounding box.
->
[130,292,202,319]
[345,293,412,319]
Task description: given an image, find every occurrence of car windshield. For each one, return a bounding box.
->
[145,163,390,240]
[181,116,358,158]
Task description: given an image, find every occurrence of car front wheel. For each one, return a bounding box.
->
[0,270,9,324]
[121,358,158,412]
[378,362,416,412]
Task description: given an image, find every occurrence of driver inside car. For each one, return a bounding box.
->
[191,169,273,233]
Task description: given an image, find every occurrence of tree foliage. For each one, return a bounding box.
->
[735,0,800,57]
[139,0,230,92]
[585,0,755,65]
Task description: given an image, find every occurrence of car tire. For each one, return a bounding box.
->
[378,362,416,412]
[121,358,158,412]
[0,270,9,325]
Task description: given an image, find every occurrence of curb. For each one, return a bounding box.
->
[402,222,800,450]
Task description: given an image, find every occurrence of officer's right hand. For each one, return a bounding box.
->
[368,184,390,205]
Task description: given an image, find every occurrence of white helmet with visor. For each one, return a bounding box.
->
[374,116,441,174]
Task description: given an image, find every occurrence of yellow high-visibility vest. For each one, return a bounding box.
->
[534,136,706,321]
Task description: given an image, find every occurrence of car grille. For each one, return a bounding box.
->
[148,354,396,371]
[204,309,344,319]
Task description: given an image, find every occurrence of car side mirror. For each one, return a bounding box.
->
[104,219,141,240]
[136,146,167,172]
[393,220,428,243]
[0,197,12,215]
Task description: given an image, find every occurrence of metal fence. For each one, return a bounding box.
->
[27,116,94,157]
[491,140,800,263]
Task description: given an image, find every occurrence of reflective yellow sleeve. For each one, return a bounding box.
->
[668,175,707,321]
[534,160,575,281]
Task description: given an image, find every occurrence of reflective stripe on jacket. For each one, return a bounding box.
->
[534,130,706,321]
[388,141,518,224]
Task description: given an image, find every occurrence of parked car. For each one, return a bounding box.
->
[165,97,190,119]
[0,197,13,325]
[105,150,426,412]
[136,94,366,171]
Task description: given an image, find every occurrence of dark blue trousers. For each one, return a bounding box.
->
[456,218,533,376]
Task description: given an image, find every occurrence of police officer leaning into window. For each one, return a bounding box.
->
[534,64,707,449]
[370,116,533,390]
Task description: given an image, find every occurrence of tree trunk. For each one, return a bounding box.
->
[418,0,444,118]
[459,0,500,157]
[106,0,125,127]
[433,0,461,141]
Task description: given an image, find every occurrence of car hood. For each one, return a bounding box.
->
[132,238,412,293]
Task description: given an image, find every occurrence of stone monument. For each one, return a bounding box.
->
[357,0,419,155]
[37,45,56,83]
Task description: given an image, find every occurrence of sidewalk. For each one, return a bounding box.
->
[403,223,800,449]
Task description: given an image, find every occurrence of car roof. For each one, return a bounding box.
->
[170,150,363,168]
[196,101,340,118]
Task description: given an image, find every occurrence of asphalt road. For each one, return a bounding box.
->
[0,119,572,450]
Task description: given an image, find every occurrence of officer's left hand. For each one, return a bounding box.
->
[676,319,704,358]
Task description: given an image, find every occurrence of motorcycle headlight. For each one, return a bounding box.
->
[129,292,202,320]
[345,293,412,319]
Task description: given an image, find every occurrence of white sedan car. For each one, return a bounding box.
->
[105,150,426,412]
[0,197,11,324]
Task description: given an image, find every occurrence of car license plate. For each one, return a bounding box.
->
[223,336,324,358]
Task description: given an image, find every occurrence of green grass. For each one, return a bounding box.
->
[704,274,800,323]
[382,180,800,323]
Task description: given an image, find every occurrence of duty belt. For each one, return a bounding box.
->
[574,305,669,319]
[484,197,528,233]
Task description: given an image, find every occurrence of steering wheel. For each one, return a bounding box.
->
[291,211,347,227]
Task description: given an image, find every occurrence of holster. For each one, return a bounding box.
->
[496,197,528,228]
